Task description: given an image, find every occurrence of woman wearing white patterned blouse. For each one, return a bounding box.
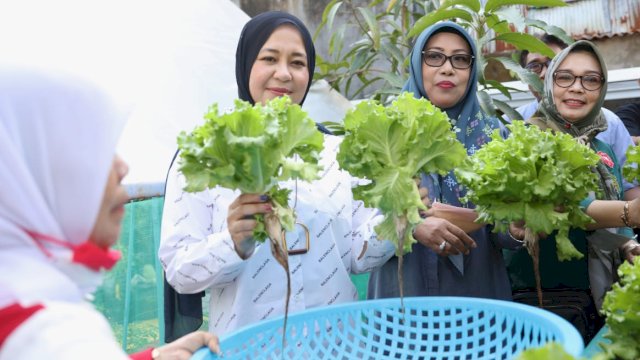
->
[159,11,396,336]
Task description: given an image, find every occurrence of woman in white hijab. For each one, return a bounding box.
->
[0,67,219,360]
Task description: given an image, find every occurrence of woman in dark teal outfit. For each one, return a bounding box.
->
[368,22,522,301]
[507,40,640,342]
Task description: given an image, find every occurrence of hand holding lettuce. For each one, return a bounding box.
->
[176,96,323,341]
[455,121,600,305]
[177,96,324,247]
[337,92,467,297]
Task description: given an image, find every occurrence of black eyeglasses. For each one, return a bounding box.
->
[553,71,604,91]
[421,51,474,69]
[525,59,552,75]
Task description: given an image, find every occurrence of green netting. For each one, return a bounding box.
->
[92,196,370,353]
[93,197,165,353]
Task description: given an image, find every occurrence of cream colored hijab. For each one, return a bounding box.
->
[530,40,619,201]
[534,40,608,144]
[0,67,125,307]
[528,41,625,310]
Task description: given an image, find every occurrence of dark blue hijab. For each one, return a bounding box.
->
[235,11,316,105]
[404,21,500,206]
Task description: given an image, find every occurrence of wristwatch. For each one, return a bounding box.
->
[151,348,161,359]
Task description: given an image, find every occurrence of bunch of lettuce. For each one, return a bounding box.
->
[337,92,467,255]
[177,96,324,243]
[455,120,600,261]
[178,96,323,345]
[623,144,640,184]
[595,259,640,360]
[515,343,579,360]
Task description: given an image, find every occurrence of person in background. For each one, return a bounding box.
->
[368,22,522,301]
[506,40,640,343]
[0,67,219,360]
[513,34,640,200]
[614,100,640,145]
[159,11,396,337]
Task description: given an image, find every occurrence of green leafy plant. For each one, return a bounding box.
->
[594,259,640,360]
[177,97,325,336]
[314,0,435,101]
[177,96,324,244]
[515,342,579,360]
[337,92,466,297]
[315,0,571,118]
[455,121,600,304]
[622,144,640,184]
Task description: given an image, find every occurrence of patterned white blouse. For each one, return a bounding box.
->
[159,135,396,336]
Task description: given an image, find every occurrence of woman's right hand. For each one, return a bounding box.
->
[508,221,526,242]
[412,217,476,256]
[227,194,273,259]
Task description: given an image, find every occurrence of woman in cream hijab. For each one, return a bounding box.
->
[507,40,640,341]
[0,67,218,359]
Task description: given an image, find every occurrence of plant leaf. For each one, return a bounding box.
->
[477,90,497,117]
[409,9,473,37]
[525,19,575,45]
[379,72,406,88]
[337,93,467,252]
[494,7,526,32]
[492,98,523,121]
[357,7,381,50]
[494,56,544,94]
[494,33,555,58]
[485,0,566,13]
[486,14,511,34]
[386,0,398,13]
[455,121,600,261]
[483,79,513,99]
[326,1,343,34]
[314,0,342,40]
[440,0,481,13]
[177,97,324,242]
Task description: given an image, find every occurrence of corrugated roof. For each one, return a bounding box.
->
[484,0,640,54]
[525,0,640,40]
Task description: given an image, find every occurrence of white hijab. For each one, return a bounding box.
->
[0,67,126,308]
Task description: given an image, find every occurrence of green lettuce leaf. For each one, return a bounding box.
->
[455,120,600,261]
[515,342,579,360]
[623,144,640,184]
[177,96,324,242]
[597,259,640,360]
[337,92,467,254]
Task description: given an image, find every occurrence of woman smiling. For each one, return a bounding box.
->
[368,22,521,301]
[507,40,640,342]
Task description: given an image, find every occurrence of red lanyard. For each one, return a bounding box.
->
[24,229,121,271]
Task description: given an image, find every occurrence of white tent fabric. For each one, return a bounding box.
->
[0,0,352,194]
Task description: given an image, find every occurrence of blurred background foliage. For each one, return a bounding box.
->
[314,0,573,121]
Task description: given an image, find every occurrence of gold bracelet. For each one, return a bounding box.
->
[621,201,632,228]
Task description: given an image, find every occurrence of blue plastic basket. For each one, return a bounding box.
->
[190,297,583,359]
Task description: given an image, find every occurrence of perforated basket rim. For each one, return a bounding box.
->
[193,296,584,359]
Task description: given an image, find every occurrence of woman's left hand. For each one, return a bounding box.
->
[152,331,220,359]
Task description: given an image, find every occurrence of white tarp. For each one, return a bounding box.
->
[0,0,352,195]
